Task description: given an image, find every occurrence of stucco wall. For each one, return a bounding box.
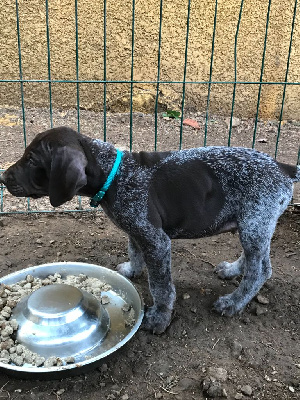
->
[1,0,300,119]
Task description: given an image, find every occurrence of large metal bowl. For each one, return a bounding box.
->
[0,262,144,379]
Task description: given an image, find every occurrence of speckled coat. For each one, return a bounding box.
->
[1,127,299,334]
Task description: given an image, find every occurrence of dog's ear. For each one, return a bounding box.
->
[49,146,88,207]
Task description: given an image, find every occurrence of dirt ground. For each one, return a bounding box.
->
[0,108,299,399]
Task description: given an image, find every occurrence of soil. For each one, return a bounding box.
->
[0,108,299,399]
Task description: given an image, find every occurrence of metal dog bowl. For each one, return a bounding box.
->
[12,284,110,358]
[0,262,144,379]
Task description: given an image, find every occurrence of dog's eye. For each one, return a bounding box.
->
[28,157,37,166]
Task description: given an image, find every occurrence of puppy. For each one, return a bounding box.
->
[1,127,299,333]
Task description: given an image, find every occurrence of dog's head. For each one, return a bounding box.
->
[0,127,88,207]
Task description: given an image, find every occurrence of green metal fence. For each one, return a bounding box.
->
[0,0,299,214]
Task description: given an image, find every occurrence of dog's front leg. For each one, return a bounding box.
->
[117,237,145,279]
[137,230,176,334]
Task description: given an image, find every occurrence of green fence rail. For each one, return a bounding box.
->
[0,0,299,214]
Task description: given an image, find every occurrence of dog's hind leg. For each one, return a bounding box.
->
[214,213,276,316]
[117,237,145,279]
[215,251,246,279]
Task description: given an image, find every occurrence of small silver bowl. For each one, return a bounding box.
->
[12,284,110,358]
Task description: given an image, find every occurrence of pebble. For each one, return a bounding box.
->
[10,354,24,366]
[207,367,228,382]
[241,385,252,396]
[1,325,14,337]
[125,308,136,327]
[177,377,195,390]
[23,283,32,289]
[235,394,243,400]
[231,340,243,358]
[65,356,75,364]
[0,350,10,360]
[122,303,131,312]
[203,368,228,398]
[225,116,240,128]
[44,356,58,368]
[9,343,16,354]
[256,295,269,305]
[263,281,275,290]
[274,382,283,388]
[206,382,227,398]
[241,317,251,325]
[35,356,45,367]
[255,305,267,316]
[101,295,110,305]
[182,293,190,300]
[23,350,35,364]
[100,363,108,373]
[1,340,14,350]
[16,344,25,355]
[26,275,34,283]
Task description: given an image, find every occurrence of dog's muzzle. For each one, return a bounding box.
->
[0,171,27,197]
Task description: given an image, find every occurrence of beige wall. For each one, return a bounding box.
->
[1,0,300,119]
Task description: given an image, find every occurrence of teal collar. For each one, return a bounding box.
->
[90,149,123,208]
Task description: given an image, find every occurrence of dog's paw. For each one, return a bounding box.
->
[214,294,242,316]
[141,306,172,335]
[215,261,239,280]
[116,262,136,279]
[116,261,143,279]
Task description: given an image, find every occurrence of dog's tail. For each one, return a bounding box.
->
[277,162,300,182]
[294,165,300,182]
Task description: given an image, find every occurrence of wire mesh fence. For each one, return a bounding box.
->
[0,0,299,214]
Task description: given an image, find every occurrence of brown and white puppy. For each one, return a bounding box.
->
[1,126,299,334]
